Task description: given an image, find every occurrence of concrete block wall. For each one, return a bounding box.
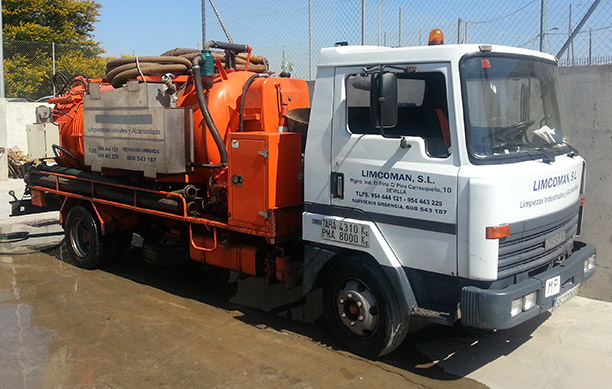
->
[560,65,612,302]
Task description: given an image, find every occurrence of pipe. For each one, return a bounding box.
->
[28,171,183,215]
[191,55,228,166]
[239,73,261,132]
[187,201,199,214]
[52,144,85,169]
[173,184,198,201]
[204,41,250,53]
[179,184,199,201]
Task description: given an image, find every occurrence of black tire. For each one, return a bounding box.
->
[323,257,408,358]
[64,205,112,269]
[142,238,188,266]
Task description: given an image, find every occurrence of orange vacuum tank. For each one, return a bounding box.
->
[51,71,310,181]
[177,71,310,169]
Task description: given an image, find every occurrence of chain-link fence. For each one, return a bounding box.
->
[3,0,611,99]
[203,0,612,79]
[2,40,105,101]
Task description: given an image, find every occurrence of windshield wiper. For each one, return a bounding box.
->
[563,141,579,157]
[535,144,556,164]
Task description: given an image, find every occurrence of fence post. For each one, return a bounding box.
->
[398,7,403,47]
[589,28,593,65]
[0,3,4,99]
[308,0,312,80]
[362,0,366,45]
[52,42,56,96]
[457,18,462,44]
[201,0,206,47]
[539,0,548,52]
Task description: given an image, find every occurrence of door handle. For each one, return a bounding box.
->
[331,172,344,199]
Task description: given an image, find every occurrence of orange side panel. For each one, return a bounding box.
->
[243,77,310,133]
[267,132,303,208]
[228,137,268,228]
[190,235,259,276]
[227,132,302,234]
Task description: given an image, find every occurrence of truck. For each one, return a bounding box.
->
[14,33,596,358]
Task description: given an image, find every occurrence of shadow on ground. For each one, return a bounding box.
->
[56,242,548,384]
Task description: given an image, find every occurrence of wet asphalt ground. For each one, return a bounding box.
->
[1,179,611,388]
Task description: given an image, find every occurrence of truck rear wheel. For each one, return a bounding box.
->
[64,205,112,269]
[323,257,408,358]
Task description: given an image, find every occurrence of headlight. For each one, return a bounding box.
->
[511,298,523,317]
[583,255,596,273]
[523,292,537,311]
[511,292,538,317]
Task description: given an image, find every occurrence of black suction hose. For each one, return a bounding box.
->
[191,55,228,167]
[239,74,261,132]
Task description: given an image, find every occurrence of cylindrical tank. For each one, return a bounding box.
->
[177,71,310,169]
[51,82,114,169]
[178,71,255,168]
[50,70,310,182]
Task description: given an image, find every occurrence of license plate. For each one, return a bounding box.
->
[554,285,579,308]
[321,218,370,248]
[544,275,561,298]
[545,231,565,250]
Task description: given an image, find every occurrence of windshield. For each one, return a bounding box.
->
[461,54,569,163]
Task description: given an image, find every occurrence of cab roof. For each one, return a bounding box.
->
[317,44,557,68]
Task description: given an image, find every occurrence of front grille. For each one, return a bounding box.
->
[497,208,579,279]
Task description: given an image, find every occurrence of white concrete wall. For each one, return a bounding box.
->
[559,64,612,302]
[0,100,51,181]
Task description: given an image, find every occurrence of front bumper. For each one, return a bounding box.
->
[461,242,596,330]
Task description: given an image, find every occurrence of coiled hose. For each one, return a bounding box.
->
[161,48,269,73]
[106,48,269,88]
[105,56,193,88]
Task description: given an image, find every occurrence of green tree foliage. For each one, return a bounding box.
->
[2,0,106,100]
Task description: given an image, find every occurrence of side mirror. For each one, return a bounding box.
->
[370,72,398,129]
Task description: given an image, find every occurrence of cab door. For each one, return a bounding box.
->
[329,64,459,275]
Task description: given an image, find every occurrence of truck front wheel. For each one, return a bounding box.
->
[65,205,111,269]
[323,257,408,358]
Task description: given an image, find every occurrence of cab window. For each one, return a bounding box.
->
[346,72,451,158]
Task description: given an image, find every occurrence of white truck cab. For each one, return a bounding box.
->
[302,42,596,357]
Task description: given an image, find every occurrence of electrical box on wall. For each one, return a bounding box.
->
[26,123,60,158]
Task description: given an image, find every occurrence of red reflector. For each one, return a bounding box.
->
[581,196,586,206]
[482,59,491,68]
[486,224,510,239]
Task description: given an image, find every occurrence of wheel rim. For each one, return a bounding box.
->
[69,217,92,258]
[335,278,379,337]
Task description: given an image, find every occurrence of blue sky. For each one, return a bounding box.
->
[94,0,204,57]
